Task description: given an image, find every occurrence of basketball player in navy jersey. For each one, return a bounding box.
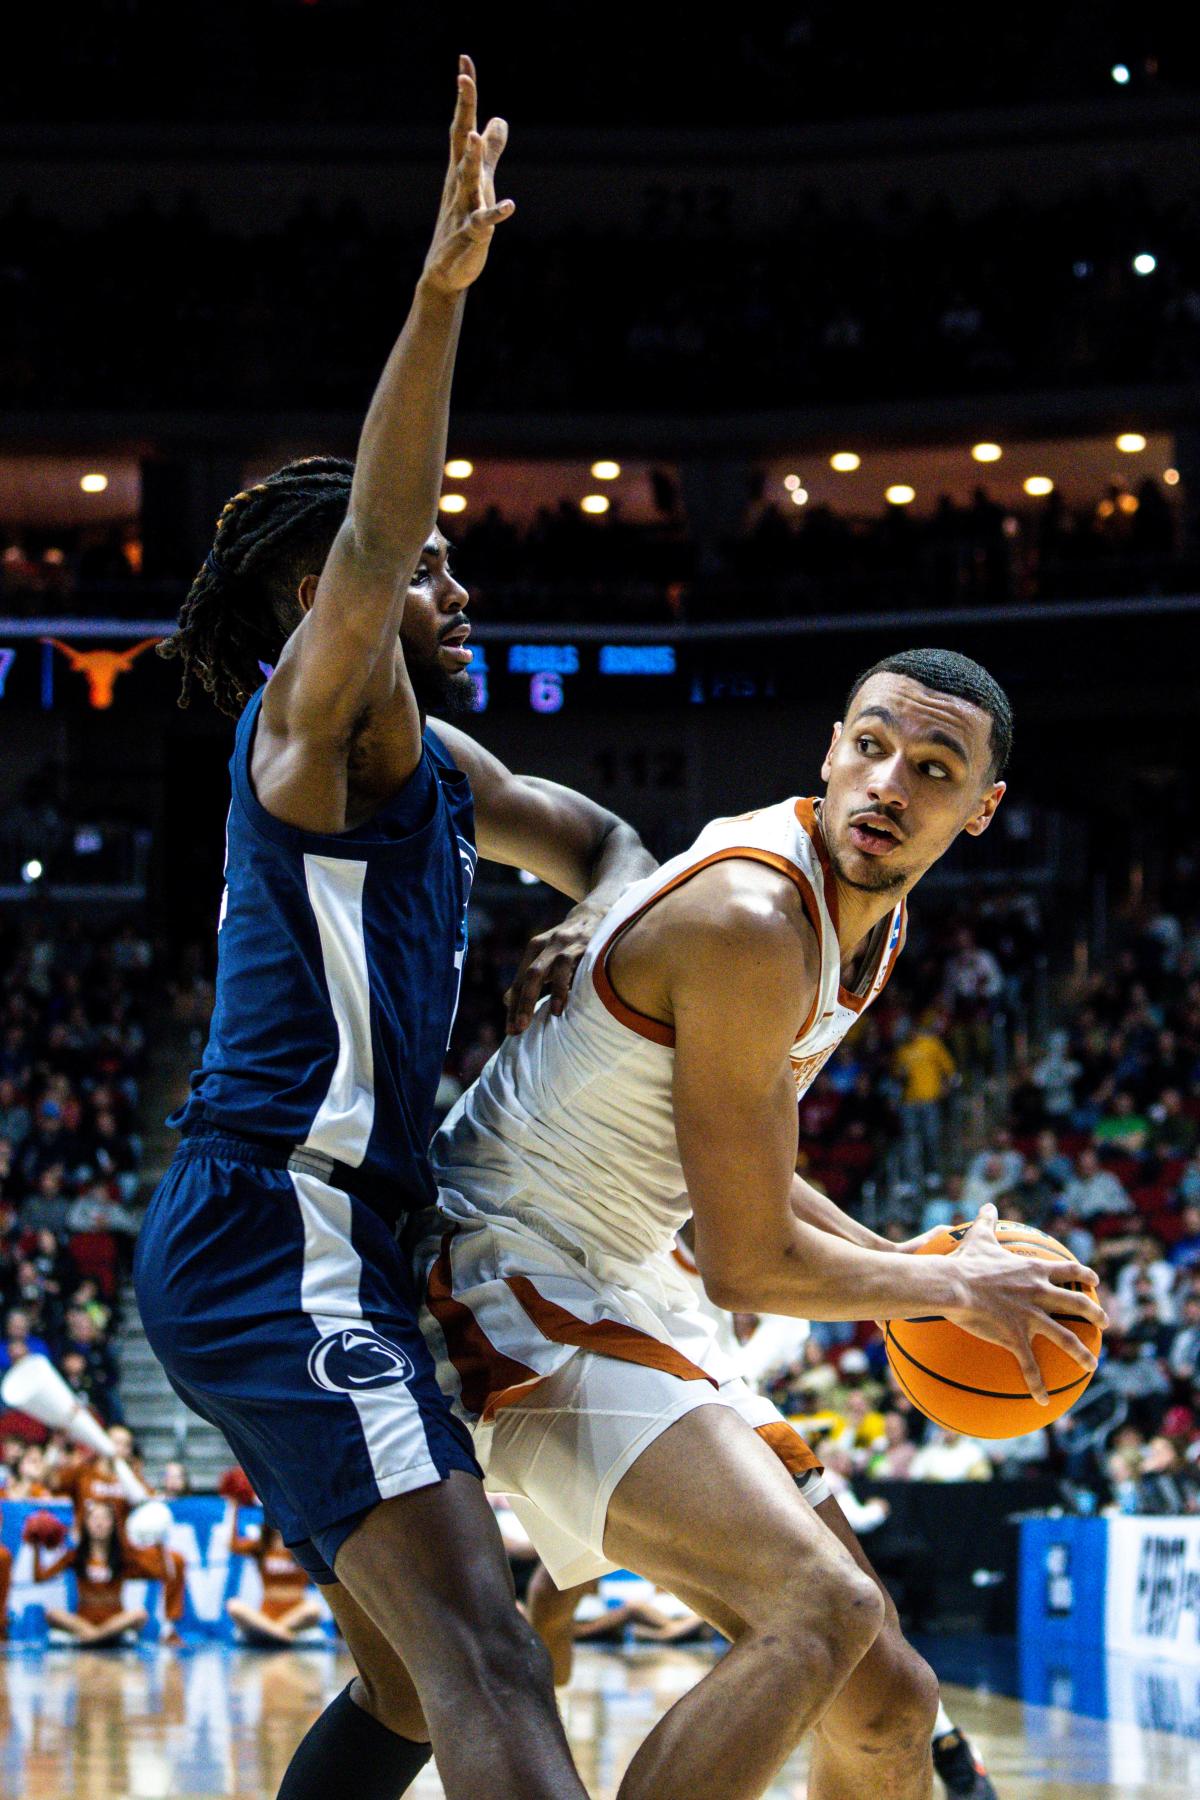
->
[135,60,649,1800]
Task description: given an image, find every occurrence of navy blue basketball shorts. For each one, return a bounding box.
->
[134,1133,480,1582]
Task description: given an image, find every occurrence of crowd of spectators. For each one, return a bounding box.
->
[0,472,1186,627]
[3,174,1200,419]
[0,909,154,1438]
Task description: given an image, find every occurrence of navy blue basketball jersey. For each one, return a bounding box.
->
[172,689,476,1216]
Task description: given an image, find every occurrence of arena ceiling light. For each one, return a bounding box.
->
[80,473,108,493]
[1164,468,1181,486]
[438,493,468,514]
[1133,253,1157,276]
[971,443,1002,463]
[884,485,915,506]
[1115,433,1147,453]
[590,460,621,480]
[1023,476,1054,496]
[830,452,860,472]
[783,473,802,491]
[790,487,809,506]
[580,494,610,515]
[1111,63,1131,84]
[444,459,474,479]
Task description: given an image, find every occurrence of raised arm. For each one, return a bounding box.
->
[429,718,656,1030]
[256,57,514,823]
[667,865,1106,1405]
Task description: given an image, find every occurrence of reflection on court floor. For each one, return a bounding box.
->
[2,1638,1200,1797]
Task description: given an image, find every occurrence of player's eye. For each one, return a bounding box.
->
[857,735,879,754]
[411,565,429,584]
[924,763,950,780]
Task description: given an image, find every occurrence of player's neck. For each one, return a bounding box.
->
[831,882,900,982]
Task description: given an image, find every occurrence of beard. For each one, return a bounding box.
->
[826,834,911,895]
[406,653,476,719]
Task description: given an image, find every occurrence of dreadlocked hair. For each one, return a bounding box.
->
[158,456,354,717]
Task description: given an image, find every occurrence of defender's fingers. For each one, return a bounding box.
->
[466,200,516,235]
[546,954,576,1014]
[482,116,509,176]
[451,70,476,158]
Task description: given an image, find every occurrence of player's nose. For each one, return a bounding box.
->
[441,571,470,611]
[867,755,910,809]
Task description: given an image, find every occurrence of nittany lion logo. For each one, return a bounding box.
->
[307,1329,415,1394]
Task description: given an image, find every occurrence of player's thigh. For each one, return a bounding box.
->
[323,1580,428,1741]
[602,1402,881,1636]
[810,1493,939,1740]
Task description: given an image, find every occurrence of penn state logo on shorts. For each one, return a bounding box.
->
[307,1328,416,1394]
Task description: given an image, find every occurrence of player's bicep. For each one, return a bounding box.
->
[429,722,618,897]
[264,518,419,747]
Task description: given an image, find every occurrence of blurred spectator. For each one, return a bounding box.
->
[908,1430,992,1482]
[893,1013,956,1191]
[1060,1147,1134,1222]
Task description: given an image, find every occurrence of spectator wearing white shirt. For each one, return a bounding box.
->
[1114,1237,1176,1328]
[1060,1146,1134,1221]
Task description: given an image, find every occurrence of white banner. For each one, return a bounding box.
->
[1106,1517,1200,1664]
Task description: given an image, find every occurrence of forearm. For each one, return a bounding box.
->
[719,1214,967,1322]
[789,1172,893,1251]
[348,280,466,565]
[572,816,657,910]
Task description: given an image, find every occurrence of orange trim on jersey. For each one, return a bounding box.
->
[755,1420,822,1480]
[426,1236,541,1423]
[504,1275,718,1390]
[671,1243,698,1277]
[593,847,825,1048]
[793,797,904,1016]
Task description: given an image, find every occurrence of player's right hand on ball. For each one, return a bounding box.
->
[421,55,515,297]
[945,1203,1107,1406]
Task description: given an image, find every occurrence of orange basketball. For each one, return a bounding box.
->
[884,1221,1102,1439]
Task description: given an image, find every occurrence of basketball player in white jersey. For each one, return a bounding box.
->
[417,648,1106,1800]
[527,1223,1003,1799]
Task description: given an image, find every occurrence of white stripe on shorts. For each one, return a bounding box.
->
[290,1169,441,1500]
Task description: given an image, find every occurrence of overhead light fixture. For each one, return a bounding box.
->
[790,487,809,506]
[783,473,802,492]
[830,452,861,472]
[438,494,468,514]
[1116,492,1139,514]
[581,494,610,515]
[80,473,108,493]
[1115,433,1146,453]
[1111,63,1131,85]
[1023,476,1054,496]
[1163,467,1180,486]
[590,460,621,480]
[971,443,1002,463]
[1133,253,1157,276]
[884,485,915,506]
[444,459,474,479]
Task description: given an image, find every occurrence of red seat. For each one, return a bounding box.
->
[68,1231,119,1301]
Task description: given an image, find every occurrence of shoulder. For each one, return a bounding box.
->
[656,859,821,1005]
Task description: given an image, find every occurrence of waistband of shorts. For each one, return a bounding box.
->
[175,1126,402,1219]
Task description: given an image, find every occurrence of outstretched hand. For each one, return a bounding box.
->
[423,54,515,297]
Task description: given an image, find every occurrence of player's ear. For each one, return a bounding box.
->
[821,720,843,782]
[963,780,1006,838]
[297,574,319,615]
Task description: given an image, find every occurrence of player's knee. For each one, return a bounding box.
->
[351,1670,427,1739]
[773,1558,884,1685]
[829,1632,940,1758]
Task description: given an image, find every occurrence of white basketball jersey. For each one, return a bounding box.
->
[432,796,905,1285]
